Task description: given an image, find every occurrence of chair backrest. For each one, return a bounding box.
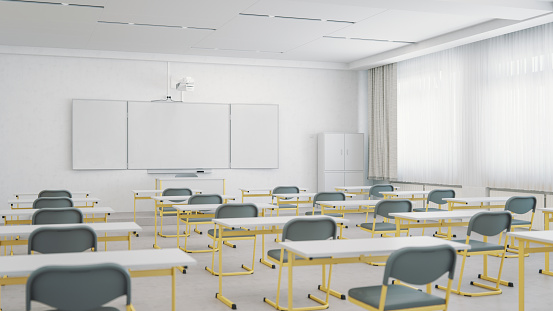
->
[505,196,537,215]
[26,263,131,311]
[163,187,193,203]
[32,197,74,209]
[383,245,457,285]
[282,217,337,242]
[272,186,300,196]
[369,184,394,199]
[38,189,72,198]
[373,200,412,219]
[32,208,83,225]
[467,211,512,237]
[215,203,258,219]
[28,226,97,254]
[313,192,346,204]
[188,194,223,205]
[427,189,455,205]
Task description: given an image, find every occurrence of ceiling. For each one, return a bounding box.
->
[1,0,553,69]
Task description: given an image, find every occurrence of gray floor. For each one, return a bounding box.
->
[3,209,550,311]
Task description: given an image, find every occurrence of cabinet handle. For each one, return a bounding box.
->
[346,149,349,155]
[341,149,343,155]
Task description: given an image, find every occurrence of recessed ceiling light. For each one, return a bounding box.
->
[239,13,354,24]
[323,36,414,44]
[0,0,103,8]
[97,21,216,31]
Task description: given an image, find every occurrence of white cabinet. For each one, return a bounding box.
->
[318,133,364,192]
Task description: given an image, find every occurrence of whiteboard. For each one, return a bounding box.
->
[127,101,230,169]
[230,104,279,168]
[72,100,127,170]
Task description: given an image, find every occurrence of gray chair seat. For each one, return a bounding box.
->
[187,217,212,223]
[48,308,119,311]
[158,207,177,213]
[413,207,443,213]
[348,284,445,310]
[359,222,397,232]
[267,249,306,263]
[511,219,531,226]
[451,239,504,252]
[207,228,254,238]
[271,203,297,209]
[305,211,342,217]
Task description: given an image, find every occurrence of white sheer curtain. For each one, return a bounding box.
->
[397,22,553,191]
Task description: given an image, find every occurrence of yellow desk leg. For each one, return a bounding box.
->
[216,224,237,309]
[288,250,294,310]
[153,203,160,249]
[545,214,551,274]
[518,240,525,311]
[172,266,176,311]
[394,218,401,237]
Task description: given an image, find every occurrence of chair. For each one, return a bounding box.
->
[181,194,223,253]
[358,200,412,238]
[37,189,72,198]
[348,245,457,311]
[264,217,340,310]
[28,226,97,254]
[206,203,258,276]
[436,211,512,296]
[369,184,395,199]
[32,208,83,225]
[412,189,455,236]
[268,186,300,216]
[157,188,192,238]
[502,196,537,257]
[32,197,74,209]
[305,192,345,217]
[26,263,133,311]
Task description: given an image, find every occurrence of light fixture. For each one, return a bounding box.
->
[176,77,195,92]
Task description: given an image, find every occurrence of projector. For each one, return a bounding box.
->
[176,77,195,91]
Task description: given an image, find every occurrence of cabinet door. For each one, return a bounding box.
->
[323,134,345,170]
[324,172,345,192]
[344,134,364,171]
[344,171,364,187]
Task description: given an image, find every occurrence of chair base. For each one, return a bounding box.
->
[263,294,330,311]
[539,269,553,276]
[435,282,502,297]
[317,284,346,300]
[205,264,254,276]
[216,292,237,309]
[261,258,276,269]
[179,245,217,253]
[477,274,514,287]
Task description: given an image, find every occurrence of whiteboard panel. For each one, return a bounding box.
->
[128,102,230,169]
[230,104,278,168]
[72,100,127,170]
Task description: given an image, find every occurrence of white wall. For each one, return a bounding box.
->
[0,52,359,212]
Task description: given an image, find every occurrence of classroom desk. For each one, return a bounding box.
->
[239,187,308,203]
[0,207,113,225]
[13,191,91,198]
[132,189,202,223]
[211,215,350,309]
[381,190,430,203]
[277,236,470,311]
[334,186,398,196]
[390,210,483,238]
[538,207,553,230]
[0,222,141,252]
[0,248,196,311]
[8,197,101,209]
[444,197,510,211]
[269,192,318,216]
[508,230,553,311]
[316,199,380,216]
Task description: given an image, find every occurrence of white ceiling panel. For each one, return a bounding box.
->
[0,1,102,47]
[243,0,386,23]
[100,0,258,29]
[194,14,350,52]
[331,9,492,42]
[87,22,212,54]
[284,37,408,63]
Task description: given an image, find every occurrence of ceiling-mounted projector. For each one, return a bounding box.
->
[176,77,195,91]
